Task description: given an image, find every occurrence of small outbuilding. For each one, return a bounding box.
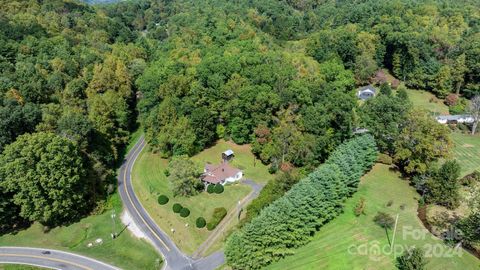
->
[222,149,234,161]
[357,85,377,100]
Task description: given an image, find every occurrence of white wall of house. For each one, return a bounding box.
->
[224,172,243,184]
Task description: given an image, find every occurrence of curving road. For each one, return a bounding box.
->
[118,136,225,270]
[0,247,120,270]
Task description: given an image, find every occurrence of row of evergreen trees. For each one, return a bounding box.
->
[225,134,377,269]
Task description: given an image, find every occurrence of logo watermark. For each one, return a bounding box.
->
[347,226,464,261]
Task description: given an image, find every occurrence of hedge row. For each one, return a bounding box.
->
[207,184,224,194]
[225,134,377,269]
[207,207,227,231]
[172,203,190,217]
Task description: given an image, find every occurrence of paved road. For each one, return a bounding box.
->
[0,247,120,270]
[118,136,225,270]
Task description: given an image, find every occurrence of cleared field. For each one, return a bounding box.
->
[131,140,271,255]
[265,164,480,270]
[406,89,449,115]
[451,132,480,176]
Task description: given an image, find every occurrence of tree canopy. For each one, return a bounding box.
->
[0,132,88,225]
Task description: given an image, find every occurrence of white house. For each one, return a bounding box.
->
[435,115,474,124]
[201,162,243,185]
[357,85,377,100]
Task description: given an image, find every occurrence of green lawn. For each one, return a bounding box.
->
[0,132,161,270]
[406,89,449,115]
[265,164,480,270]
[131,140,271,255]
[452,132,480,176]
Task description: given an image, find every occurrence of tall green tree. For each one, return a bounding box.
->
[394,110,452,175]
[167,155,203,197]
[426,160,461,209]
[360,90,411,155]
[0,132,88,225]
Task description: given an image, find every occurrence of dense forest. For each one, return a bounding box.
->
[0,0,479,254]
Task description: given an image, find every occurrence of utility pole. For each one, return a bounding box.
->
[390,213,400,253]
[111,210,117,239]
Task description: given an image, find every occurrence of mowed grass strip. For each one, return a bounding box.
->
[0,194,161,270]
[406,89,449,115]
[265,164,480,270]
[451,132,480,176]
[131,140,268,254]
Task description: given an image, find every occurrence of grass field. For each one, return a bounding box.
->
[0,133,161,270]
[265,164,480,270]
[131,140,272,255]
[451,132,480,176]
[406,89,449,115]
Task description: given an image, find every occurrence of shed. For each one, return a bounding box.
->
[222,149,234,161]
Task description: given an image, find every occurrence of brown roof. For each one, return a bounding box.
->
[202,162,241,184]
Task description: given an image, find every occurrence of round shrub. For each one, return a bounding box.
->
[172,203,182,213]
[179,207,190,218]
[196,217,206,228]
[157,195,169,205]
[207,184,215,193]
[206,222,215,231]
[214,183,224,194]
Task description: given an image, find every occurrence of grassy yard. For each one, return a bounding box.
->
[265,164,480,270]
[0,132,161,270]
[406,89,449,115]
[131,140,271,255]
[451,132,480,176]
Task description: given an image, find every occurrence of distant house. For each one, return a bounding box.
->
[202,162,243,185]
[222,149,234,161]
[436,115,474,124]
[357,85,377,100]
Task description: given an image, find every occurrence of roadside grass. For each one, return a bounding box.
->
[451,132,480,176]
[131,140,270,255]
[265,164,480,270]
[0,132,161,270]
[406,88,449,115]
[0,265,45,270]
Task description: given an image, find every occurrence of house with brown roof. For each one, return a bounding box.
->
[201,162,243,185]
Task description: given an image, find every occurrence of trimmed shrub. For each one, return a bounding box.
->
[172,203,182,213]
[207,207,227,231]
[179,207,190,217]
[214,183,224,194]
[157,195,169,205]
[206,222,215,231]
[207,184,215,193]
[354,197,366,216]
[196,217,206,228]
